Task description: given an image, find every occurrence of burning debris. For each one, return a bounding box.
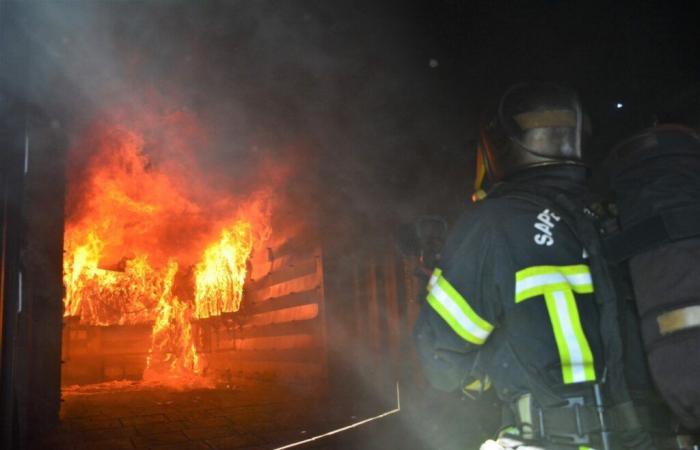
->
[62,107,273,385]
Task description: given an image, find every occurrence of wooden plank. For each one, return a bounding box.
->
[313,245,330,390]
[98,330,152,354]
[212,360,325,382]
[352,262,364,363]
[61,361,103,385]
[244,304,318,327]
[383,251,401,375]
[233,318,319,339]
[88,347,151,356]
[252,258,317,290]
[232,334,316,351]
[267,234,319,261]
[99,325,152,340]
[64,350,150,360]
[366,256,380,360]
[249,289,321,314]
[250,273,320,302]
[62,354,148,385]
[206,347,324,363]
[266,251,318,274]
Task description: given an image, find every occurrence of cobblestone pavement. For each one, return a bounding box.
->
[30,379,492,449]
[32,379,361,450]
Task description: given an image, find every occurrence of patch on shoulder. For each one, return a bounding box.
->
[533,208,560,247]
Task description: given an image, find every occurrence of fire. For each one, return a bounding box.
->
[63,232,174,326]
[63,109,272,384]
[194,222,253,319]
[143,261,201,380]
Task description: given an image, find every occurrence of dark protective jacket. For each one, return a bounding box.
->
[414,166,605,405]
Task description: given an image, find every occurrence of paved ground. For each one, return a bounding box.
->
[32,379,351,450]
[31,379,497,450]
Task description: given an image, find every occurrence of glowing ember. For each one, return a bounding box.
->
[63,111,271,384]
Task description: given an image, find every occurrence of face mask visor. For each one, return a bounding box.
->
[472,130,490,202]
[498,84,583,161]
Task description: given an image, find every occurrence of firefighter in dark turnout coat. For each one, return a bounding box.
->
[414,84,654,450]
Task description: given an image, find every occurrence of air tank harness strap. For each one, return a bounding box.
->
[604,204,700,262]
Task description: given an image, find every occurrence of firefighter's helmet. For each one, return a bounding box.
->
[475,83,589,194]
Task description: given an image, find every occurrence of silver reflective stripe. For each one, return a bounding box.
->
[550,290,587,383]
[515,393,534,439]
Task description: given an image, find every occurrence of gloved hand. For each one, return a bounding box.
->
[414,303,480,392]
[480,439,506,450]
[479,438,546,450]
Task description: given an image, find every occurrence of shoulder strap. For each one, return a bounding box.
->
[604,204,700,262]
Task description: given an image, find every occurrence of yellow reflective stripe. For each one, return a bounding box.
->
[516,265,596,384]
[426,267,442,292]
[426,271,494,345]
[516,264,592,282]
[463,376,491,392]
[516,264,593,303]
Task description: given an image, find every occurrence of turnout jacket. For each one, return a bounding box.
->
[415,167,604,404]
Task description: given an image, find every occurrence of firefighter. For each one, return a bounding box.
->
[414,83,655,449]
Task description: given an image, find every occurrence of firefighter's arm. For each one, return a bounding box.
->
[415,210,504,392]
[414,302,483,392]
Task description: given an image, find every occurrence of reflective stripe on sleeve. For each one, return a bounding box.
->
[426,269,494,345]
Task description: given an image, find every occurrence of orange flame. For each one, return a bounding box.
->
[63,232,173,326]
[194,222,253,319]
[143,261,201,380]
[63,111,272,384]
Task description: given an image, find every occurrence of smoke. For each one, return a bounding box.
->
[6,0,475,228]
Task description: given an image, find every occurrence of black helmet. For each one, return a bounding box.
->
[475,83,588,190]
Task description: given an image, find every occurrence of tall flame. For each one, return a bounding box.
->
[143,261,201,380]
[194,222,253,319]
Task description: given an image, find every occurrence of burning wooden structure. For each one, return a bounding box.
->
[0,104,425,450]
[0,6,429,448]
[59,112,329,389]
